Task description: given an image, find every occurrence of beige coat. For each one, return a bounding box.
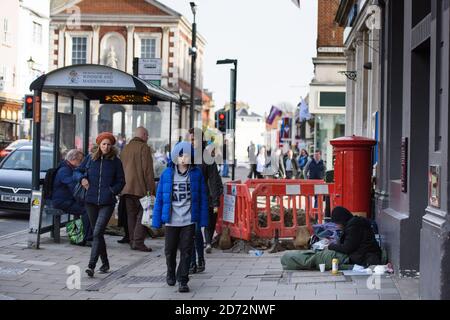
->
[120,137,156,197]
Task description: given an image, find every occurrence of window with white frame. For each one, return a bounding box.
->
[141,38,156,58]
[32,22,42,45]
[72,37,87,65]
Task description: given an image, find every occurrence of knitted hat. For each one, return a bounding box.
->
[331,206,353,225]
[96,132,116,145]
[171,141,194,161]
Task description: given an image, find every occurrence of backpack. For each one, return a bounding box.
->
[42,164,62,200]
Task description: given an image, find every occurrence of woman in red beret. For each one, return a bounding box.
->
[74,132,125,277]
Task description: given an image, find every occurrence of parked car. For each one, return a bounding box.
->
[0,146,53,212]
[0,139,53,159]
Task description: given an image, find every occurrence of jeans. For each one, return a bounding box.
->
[286,171,294,179]
[191,223,204,266]
[204,207,217,245]
[85,203,115,268]
[165,224,195,285]
[55,200,92,242]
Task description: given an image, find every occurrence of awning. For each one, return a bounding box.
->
[30,64,179,103]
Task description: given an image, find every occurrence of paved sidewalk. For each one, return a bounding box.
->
[0,230,418,300]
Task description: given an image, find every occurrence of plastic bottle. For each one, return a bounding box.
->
[249,250,263,257]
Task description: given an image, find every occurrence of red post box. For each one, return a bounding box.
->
[330,135,376,218]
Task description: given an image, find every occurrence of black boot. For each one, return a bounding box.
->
[197,258,205,273]
[179,283,190,293]
[85,264,95,278]
[117,237,130,244]
[189,263,197,274]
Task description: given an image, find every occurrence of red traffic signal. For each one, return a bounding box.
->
[23,95,34,119]
[219,113,225,120]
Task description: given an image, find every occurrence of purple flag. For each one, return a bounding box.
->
[266,106,282,125]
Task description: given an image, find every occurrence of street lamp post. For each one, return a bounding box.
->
[217,59,238,180]
[189,2,197,129]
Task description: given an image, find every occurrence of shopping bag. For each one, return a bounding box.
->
[140,195,155,228]
[66,218,84,245]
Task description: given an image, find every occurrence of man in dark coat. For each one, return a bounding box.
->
[189,128,223,273]
[52,149,92,246]
[328,206,381,267]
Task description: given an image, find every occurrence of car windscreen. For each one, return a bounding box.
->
[0,150,53,172]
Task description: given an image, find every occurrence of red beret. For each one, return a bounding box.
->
[96,132,116,145]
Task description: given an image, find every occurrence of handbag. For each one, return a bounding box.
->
[66,218,84,245]
[73,156,91,202]
[73,182,87,202]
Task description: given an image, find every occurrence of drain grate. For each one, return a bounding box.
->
[121,276,166,284]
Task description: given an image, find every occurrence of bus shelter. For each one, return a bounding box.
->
[27,64,180,249]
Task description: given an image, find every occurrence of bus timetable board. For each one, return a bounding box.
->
[100,94,153,104]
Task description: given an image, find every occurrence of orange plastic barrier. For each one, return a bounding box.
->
[215,182,252,241]
[216,180,335,242]
[245,179,323,189]
[252,183,335,238]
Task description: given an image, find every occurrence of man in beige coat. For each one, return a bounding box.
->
[120,127,156,252]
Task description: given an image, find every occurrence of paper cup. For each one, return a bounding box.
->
[319,264,326,273]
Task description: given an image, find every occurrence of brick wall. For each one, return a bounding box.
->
[66,0,169,15]
[317,0,344,48]
[99,26,127,41]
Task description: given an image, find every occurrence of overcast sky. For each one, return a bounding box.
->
[161,0,318,116]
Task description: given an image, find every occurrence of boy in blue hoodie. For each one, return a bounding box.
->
[152,141,209,293]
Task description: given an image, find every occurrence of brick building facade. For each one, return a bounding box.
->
[307,0,346,169]
[47,0,205,156]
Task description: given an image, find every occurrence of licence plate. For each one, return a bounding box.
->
[1,195,29,203]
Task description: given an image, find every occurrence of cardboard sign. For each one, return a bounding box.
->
[223,194,236,223]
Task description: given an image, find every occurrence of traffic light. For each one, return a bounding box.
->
[217,111,227,133]
[24,95,34,119]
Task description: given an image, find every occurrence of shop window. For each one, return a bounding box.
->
[319,92,346,107]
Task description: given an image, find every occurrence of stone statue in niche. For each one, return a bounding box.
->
[106,46,118,68]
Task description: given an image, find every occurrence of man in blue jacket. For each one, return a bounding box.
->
[52,149,92,246]
[152,141,209,293]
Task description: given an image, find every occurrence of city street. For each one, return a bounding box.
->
[1,0,449,302]
[0,222,418,301]
[0,165,419,301]
[0,211,28,238]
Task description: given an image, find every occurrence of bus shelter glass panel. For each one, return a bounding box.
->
[74,99,85,153]
[41,93,55,160]
[89,101,178,179]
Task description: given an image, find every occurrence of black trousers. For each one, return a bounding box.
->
[165,224,195,285]
[204,207,217,245]
[85,203,114,268]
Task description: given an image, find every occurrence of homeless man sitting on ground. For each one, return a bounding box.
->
[281,206,382,270]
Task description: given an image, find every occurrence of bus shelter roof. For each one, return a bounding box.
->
[30,64,179,103]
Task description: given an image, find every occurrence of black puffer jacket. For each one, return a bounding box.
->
[328,216,381,266]
[200,162,223,208]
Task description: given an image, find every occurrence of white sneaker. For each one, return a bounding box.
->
[205,244,212,254]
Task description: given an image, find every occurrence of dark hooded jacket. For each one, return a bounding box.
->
[328,207,381,266]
